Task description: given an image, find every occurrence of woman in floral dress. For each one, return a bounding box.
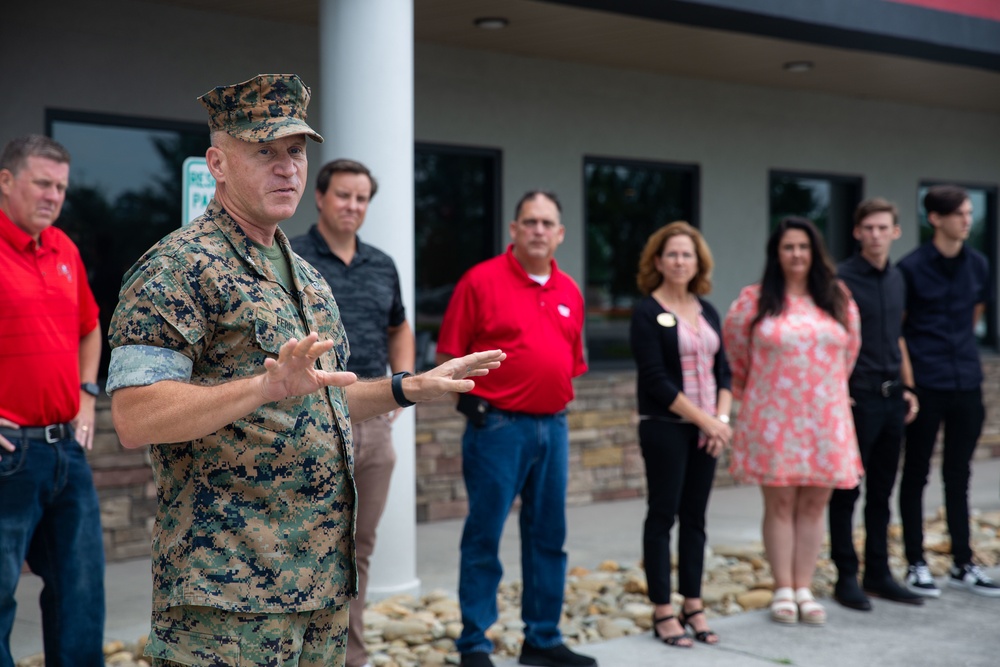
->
[723,217,862,627]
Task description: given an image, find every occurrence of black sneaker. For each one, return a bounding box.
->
[460,652,496,667]
[905,561,941,598]
[519,643,598,667]
[948,563,1000,597]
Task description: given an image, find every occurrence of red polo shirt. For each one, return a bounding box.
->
[437,246,587,414]
[0,210,99,426]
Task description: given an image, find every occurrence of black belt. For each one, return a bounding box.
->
[850,379,902,398]
[0,423,73,444]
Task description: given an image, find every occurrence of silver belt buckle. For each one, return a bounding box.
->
[880,381,893,398]
[44,424,62,444]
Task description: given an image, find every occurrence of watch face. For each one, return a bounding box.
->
[81,382,101,397]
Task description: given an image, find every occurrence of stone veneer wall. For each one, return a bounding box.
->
[88,397,156,562]
[414,362,1000,521]
[90,360,1000,560]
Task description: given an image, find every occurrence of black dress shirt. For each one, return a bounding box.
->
[897,242,991,391]
[837,253,905,389]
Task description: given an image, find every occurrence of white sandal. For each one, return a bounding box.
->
[770,587,798,624]
[795,587,826,626]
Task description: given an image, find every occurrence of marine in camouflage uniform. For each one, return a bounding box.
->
[107,74,504,667]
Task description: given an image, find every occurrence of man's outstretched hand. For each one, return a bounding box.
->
[258,333,358,402]
[402,349,506,403]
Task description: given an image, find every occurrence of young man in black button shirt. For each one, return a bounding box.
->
[830,198,924,611]
[898,185,1000,598]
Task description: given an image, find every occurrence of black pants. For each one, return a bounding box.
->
[828,390,905,580]
[639,419,717,604]
[899,387,984,567]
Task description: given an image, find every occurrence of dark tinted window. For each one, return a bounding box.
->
[769,171,862,261]
[584,156,699,366]
[414,144,501,369]
[48,111,211,380]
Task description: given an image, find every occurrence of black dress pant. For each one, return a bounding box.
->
[899,387,984,567]
[639,419,717,604]
[828,390,905,580]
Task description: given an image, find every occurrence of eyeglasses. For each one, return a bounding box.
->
[518,218,559,230]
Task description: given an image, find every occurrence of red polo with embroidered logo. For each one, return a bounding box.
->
[437,245,587,414]
[0,209,99,426]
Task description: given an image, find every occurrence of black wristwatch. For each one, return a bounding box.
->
[391,371,415,408]
[81,382,101,397]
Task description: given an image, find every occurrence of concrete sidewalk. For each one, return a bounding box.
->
[12,459,1000,664]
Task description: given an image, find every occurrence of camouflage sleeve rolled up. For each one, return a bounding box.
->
[107,200,358,615]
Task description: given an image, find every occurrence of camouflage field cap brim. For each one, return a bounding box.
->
[198,73,324,144]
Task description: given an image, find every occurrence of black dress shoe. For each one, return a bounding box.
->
[519,643,598,667]
[834,577,873,611]
[461,652,496,667]
[864,576,926,605]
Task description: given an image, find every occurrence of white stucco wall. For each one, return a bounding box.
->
[1,0,321,231]
[4,1,1000,311]
[414,42,1000,309]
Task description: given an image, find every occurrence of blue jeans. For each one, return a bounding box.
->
[456,411,568,654]
[0,429,105,667]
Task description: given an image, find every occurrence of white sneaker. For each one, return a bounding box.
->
[906,562,941,598]
[949,563,1000,597]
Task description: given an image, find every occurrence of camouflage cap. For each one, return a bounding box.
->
[198,74,324,143]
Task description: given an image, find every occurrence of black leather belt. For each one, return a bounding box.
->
[850,379,902,398]
[0,423,72,444]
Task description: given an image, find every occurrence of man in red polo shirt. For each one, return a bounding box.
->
[0,135,105,667]
[436,191,594,667]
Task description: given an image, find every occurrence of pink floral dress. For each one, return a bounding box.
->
[722,284,863,489]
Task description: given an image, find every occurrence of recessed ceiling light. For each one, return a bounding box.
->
[783,60,815,73]
[474,17,509,30]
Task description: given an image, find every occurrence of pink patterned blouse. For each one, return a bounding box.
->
[722,284,863,489]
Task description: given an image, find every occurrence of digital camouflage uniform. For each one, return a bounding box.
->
[107,199,357,662]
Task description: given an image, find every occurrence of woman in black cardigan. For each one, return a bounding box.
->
[630,221,733,649]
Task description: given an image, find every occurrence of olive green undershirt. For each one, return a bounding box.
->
[252,240,295,295]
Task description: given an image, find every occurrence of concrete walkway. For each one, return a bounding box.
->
[12,459,1000,665]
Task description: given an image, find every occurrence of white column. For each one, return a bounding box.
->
[318,0,418,598]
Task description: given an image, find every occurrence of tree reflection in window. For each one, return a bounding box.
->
[48,112,211,379]
[414,144,501,369]
[769,171,862,262]
[584,157,698,366]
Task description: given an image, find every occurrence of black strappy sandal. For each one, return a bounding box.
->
[679,608,719,644]
[652,614,693,648]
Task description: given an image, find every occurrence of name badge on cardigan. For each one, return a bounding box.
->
[657,312,677,327]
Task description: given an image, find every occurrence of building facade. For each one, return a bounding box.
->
[4,0,999,594]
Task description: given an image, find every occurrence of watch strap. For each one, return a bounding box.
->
[391,371,415,408]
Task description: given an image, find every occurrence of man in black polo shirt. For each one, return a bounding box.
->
[898,184,1000,598]
[830,198,924,611]
[291,159,416,667]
